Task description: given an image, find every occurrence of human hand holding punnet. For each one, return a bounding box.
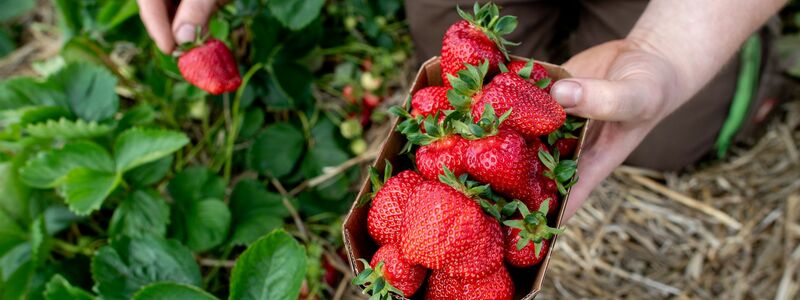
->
[551,0,787,220]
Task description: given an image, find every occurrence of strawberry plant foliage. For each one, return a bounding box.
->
[0,0,409,298]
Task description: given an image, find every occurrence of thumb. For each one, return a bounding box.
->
[172,0,221,45]
[550,77,659,122]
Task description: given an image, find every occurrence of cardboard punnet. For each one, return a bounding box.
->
[342,56,590,299]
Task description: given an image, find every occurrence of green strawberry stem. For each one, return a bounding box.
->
[546,116,585,145]
[538,149,579,195]
[456,3,519,61]
[502,199,564,251]
[352,259,405,300]
[368,160,393,197]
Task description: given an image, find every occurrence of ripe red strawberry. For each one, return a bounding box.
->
[505,228,550,267]
[416,135,467,181]
[461,127,550,213]
[449,61,566,140]
[507,59,554,92]
[554,138,579,157]
[178,39,242,95]
[546,117,584,157]
[353,244,427,298]
[425,266,514,300]
[440,3,517,87]
[410,86,452,120]
[503,199,563,267]
[400,177,503,280]
[367,165,424,246]
[390,106,468,181]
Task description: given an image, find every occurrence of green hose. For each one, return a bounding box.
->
[715,34,762,157]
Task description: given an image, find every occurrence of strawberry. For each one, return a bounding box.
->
[367,164,424,246]
[390,107,468,181]
[342,84,356,104]
[415,135,468,181]
[178,38,242,95]
[425,266,514,300]
[451,105,550,214]
[410,86,452,120]
[440,3,517,86]
[553,138,579,157]
[546,116,585,158]
[537,147,579,197]
[503,199,563,267]
[507,59,554,92]
[449,61,566,140]
[400,171,503,280]
[352,244,427,298]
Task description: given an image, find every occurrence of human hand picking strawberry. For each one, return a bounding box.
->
[137,0,227,54]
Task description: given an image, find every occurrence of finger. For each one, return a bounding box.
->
[138,0,175,53]
[550,77,658,122]
[172,0,221,45]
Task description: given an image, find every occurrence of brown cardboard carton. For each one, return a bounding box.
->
[343,56,590,299]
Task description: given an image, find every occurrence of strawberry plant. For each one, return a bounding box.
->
[0,0,410,299]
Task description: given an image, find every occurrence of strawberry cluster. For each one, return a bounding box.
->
[354,3,584,299]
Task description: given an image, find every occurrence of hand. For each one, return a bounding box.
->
[137,0,225,54]
[550,39,681,220]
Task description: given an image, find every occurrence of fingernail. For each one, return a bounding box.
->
[175,24,196,45]
[551,80,582,108]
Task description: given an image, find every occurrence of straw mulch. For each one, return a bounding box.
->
[540,100,800,300]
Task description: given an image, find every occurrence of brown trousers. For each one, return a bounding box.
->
[406,0,783,171]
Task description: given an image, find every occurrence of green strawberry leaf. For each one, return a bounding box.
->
[228,179,288,247]
[0,0,34,21]
[229,230,306,300]
[114,128,189,173]
[247,122,305,178]
[25,117,113,140]
[267,0,324,30]
[44,274,95,300]
[123,155,173,187]
[131,282,217,300]
[535,77,552,89]
[167,167,230,252]
[20,141,115,188]
[108,189,170,239]
[60,168,120,216]
[91,236,201,300]
[52,62,119,122]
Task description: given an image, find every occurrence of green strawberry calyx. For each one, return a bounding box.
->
[352,258,406,300]
[502,199,564,253]
[538,149,579,195]
[438,166,510,219]
[389,101,465,153]
[546,116,585,145]
[446,60,490,113]
[457,2,520,61]
[451,103,511,140]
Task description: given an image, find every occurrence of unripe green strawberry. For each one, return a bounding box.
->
[178,39,242,95]
[425,266,514,300]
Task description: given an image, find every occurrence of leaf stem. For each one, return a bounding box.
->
[53,239,93,256]
[223,63,263,183]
